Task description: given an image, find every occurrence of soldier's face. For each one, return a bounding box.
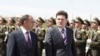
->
[82,24,87,29]
[75,21,81,28]
[56,15,67,28]
[8,20,13,25]
[0,20,2,25]
[70,23,75,27]
[46,20,53,27]
[16,21,21,26]
[91,22,98,28]
[36,21,42,27]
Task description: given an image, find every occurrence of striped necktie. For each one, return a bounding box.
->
[61,29,67,45]
[26,31,32,48]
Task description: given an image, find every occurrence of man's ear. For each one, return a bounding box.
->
[23,20,27,25]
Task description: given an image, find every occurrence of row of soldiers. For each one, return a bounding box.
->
[0,17,21,56]
[71,17,100,56]
[0,16,100,56]
[34,17,100,56]
[0,16,56,56]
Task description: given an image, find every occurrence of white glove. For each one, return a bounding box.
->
[85,46,89,53]
[5,31,8,35]
[74,36,77,42]
[87,39,92,44]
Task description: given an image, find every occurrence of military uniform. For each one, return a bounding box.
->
[0,25,7,56]
[8,25,16,33]
[74,28,87,56]
[0,18,8,56]
[15,18,21,30]
[89,18,100,56]
[4,18,16,44]
[36,27,45,54]
[81,20,92,56]
[8,18,16,33]
[90,30,100,56]
[34,17,46,56]
[74,17,87,56]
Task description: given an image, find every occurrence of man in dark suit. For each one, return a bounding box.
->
[6,14,38,56]
[45,10,77,56]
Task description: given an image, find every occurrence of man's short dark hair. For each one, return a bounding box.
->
[20,14,29,25]
[56,10,68,19]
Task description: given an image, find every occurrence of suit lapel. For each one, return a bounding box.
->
[55,26,66,46]
[30,32,36,49]
[65,27,71,50]
[66,27,69,46]
[18,29,27,49]
[30,32,34,47]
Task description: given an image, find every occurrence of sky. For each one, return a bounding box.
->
[0,0,100,20]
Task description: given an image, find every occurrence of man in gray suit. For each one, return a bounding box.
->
[6,14,38,56]
[45,10,77,56]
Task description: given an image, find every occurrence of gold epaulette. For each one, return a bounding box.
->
[97,30,100,34]
[2,25,6,28]
[38,26,45,31]
[81,29,85,32]
[41,28,45,30]
[11,26,15,28]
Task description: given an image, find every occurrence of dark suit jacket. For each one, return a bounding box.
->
[6,29,38,56]
[45,26,77,56]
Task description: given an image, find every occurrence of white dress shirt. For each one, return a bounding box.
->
[20,26,31,41]
[58,27,67,38]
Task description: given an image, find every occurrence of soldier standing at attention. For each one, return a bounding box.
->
[46,17,56,30]
[7,17,16,33]
[0,17,7,56]
[88,18,100,56]
[82,20,92,56]
[69,19,75,30]
[74,17,87,56]
[4,17,16,46]
[15,18,21,29]
[81,20,90,31]
[34,17,46,56]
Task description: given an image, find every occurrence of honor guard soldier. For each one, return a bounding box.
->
[0,17,7,56]
[4,17,16,44]
[74,17,87,56]
[69,19,75,30]
[82,20,90,31]
[88,18,100,56]
[82,20,92,56]
[82,20,91,41]
[46,17,56,30]
[8,17,16,33]
[35,17,46,56]
[15,18,21,29]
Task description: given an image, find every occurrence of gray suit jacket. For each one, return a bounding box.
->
[45,26,77,56]
[6,29,38,56]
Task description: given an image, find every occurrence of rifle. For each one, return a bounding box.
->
[4,25,9,43]
[85,31,93,56]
